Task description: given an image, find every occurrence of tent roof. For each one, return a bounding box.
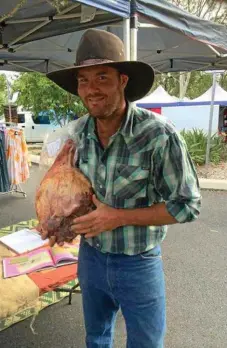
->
[1,0,227,74]
[136,0,227,52]
[193,84,227,102]
[133,0,227,72]
[0,1,129,46]
[136,86,179,107]
[177,83,227,106]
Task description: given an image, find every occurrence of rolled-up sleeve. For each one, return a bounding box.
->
[153,131,201,223]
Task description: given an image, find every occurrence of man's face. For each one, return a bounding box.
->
[77,65,128,119]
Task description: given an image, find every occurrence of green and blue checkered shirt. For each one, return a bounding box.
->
[70,103,201,255]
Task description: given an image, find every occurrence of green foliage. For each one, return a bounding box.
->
[0,74,7,117]
[219,72,227,91]
[152,71,214,99]
[180,129,227,165]
[186,72,213,99]
[152,73,180,97]
[12,72,87,126]
[169,0,227,24]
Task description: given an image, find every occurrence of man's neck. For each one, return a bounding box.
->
[96,101,127,140]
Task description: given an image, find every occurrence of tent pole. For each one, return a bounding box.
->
[205,72,217,166]
[130,0,138,61]
[5,74,12,123]
[123,18,130,60]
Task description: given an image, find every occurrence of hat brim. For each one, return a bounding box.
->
[47,61,154,102]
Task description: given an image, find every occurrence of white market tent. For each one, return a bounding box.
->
[159,83,227,136]
[136,86,179,108]
[190,83,227,106]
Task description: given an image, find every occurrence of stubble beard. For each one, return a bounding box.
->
[85,98,120,120]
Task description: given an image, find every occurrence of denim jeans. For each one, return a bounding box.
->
[78,240,166,348]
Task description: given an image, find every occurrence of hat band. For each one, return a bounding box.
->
[78,58,114,66]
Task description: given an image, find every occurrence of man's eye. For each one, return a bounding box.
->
[78,78,87,83]
[98,75,107,80]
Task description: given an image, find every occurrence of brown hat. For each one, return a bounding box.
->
[47,29,154,102]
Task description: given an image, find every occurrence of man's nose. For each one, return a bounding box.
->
[86,79,100,93]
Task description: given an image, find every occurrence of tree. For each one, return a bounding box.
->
[12,72,87,126]
[185,71,213,99]
[0,74,7,118]
[219,72,227,90]
[151,72,180,96]
[170,0,227,23]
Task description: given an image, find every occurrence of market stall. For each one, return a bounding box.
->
[1,0,227,331]
[0,219,79,332]
[136,86,179,114]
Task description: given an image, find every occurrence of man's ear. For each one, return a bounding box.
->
[120,74,129,89]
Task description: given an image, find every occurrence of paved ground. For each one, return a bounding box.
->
[0,165,227,348]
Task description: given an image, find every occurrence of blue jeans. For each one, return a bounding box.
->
[78,240,166,348]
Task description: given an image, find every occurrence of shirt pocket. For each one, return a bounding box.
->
[78,158,90,180]
[113,164,149,200]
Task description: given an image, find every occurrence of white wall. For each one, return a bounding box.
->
[162,105,219,134]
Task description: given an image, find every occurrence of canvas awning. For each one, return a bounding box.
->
[1,0,227,73]
[132,0,227,72]
[0,1,129,46]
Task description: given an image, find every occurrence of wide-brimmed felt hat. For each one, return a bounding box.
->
[47,29,154,102]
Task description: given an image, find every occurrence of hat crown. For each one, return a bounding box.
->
[76,29,126,65]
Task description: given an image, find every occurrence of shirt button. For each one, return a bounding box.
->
[99,184,103,189]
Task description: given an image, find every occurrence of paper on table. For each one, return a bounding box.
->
[0,229,48,254]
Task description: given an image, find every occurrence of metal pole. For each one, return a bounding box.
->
[130,16,138,61]
[205,72,217,165]
[5,74,12,123]
[130,0,138,61]
[123,18,130,60]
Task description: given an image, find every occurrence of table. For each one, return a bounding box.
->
[0,219,79,332]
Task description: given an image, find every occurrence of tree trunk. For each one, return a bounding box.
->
[179,72,191,99]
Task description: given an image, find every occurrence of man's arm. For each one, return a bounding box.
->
[151,130,201,224]
[115,130,201,228]
[70,197,176,239]
[116,202,177,226]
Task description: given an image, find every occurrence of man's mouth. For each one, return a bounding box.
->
[88,96,104,104]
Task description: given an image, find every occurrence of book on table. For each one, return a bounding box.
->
[0,228,49,254]
[2,244,79,279]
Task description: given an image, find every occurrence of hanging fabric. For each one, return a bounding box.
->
[0,128,10,192]
[4,128,30,185]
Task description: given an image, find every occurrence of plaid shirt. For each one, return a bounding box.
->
[70,103,201,255]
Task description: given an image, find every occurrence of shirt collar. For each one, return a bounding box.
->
[118,102,135,139]
[74,102,135,141]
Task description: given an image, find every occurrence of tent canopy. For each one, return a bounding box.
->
[1,0,227,73]
[136,0,227,51]
[136,86,179,108]
[178,83,227,106]
[110,25,227,73]
[0,0,129,46]
[112,0,227,73]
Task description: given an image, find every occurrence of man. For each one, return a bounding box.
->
[47,29,201,348]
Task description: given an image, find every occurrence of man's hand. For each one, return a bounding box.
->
[70,195,121,238]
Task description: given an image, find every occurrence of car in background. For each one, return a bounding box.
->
[17,111,60,143]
